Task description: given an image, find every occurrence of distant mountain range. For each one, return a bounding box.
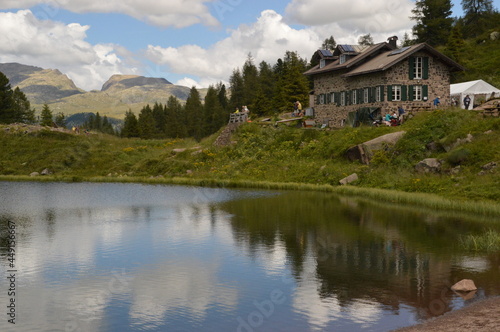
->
[0,63,196,119]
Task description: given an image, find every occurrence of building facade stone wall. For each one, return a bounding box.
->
[312,52,452,127]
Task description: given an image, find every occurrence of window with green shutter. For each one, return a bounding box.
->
[409,85,414,101]
[387,85,393,101]
[401,85,408,101]
[423,57,429,79]
[422,85,428,100]
[409,57,415,80]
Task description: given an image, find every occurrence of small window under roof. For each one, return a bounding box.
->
[389,46,411,56]
[319,49,333,57]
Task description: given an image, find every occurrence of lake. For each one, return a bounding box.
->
[0,181,499,331]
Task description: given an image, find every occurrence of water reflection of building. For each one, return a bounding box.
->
[219,191,500,324]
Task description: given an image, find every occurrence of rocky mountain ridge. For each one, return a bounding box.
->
[0,62,192,118]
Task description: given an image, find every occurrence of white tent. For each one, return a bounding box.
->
[450,79,500,109]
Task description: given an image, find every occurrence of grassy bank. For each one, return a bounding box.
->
[1,108,499,215]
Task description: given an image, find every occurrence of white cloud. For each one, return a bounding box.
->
[285,0,414,44]
[176,77,205,89]
[146,10,322,88]
[285,0,414,29]
[0,0,219,28]
[0,10,137,90]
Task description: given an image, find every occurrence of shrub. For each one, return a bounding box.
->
[446,148,472,166]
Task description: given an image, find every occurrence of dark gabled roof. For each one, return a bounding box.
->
[311,49,336,63]
[343,43,465,77]
[304,42,465,77]
[304,42,393,76]
[319,49,333,57]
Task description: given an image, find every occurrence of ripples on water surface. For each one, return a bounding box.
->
[0,181,499,331]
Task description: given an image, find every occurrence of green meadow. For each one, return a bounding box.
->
[1,108,499,217]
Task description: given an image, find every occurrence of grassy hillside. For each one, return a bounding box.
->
[449,33,500,88]
[1,108,499,208]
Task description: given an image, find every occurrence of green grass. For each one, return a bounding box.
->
[460,230,500,252]
[1,108,499,217]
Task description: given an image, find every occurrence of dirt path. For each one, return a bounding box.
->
[394,296,500,331]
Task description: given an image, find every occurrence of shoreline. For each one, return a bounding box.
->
[1,175,500,219]
[394,296,500,331]
[2,175,500,218]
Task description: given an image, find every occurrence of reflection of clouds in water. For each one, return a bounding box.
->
[455,256,490,273]
[347,299,382,327]
[14,207,132,279]
[255,235,288,276]
[5,272,129,332]
[152,204,236,247]
[293,251,342,330]
[129,259,238,329]
[292,248,382,330]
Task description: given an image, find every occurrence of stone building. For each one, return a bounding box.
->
[304,37,464,127]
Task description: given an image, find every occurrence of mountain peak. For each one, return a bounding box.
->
[101,75,172,91]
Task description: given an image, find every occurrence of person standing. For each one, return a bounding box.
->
[433,96,440,108]
[296,100,302,115]
[463,95,471,110]
[397,106,405,123]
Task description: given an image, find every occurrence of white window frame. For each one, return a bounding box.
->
[320,59,326,68]
[375,86,382,102]
[340,54,347,64]
[352,90,357,104]
[392,85,402,101]
[413,85,422,101]
[364,88,369,104]
[319,94,325,104]
[330,92,335,104]
[414,57,423,79]
[341,92,346,106]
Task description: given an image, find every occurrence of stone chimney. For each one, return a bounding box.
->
[387,36,398,49]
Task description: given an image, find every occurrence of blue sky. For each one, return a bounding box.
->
[0,0,480,91]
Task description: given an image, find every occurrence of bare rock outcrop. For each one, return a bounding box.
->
[345,131,406,164]
[339,173,359,185]
[415,158,442,173]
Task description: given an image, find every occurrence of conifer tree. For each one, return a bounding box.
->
[321,36,337,50]
[0,73,35,124]
[0,72,14,124]
[217,83,229,112]
[94,112,102,131]
[242,54,259,110]
[165,95,187,138]
[152,102,167,136]
[101,115,114,135]
[358,33,374,46]
[137,105,156,139]
[445,24,466,63]
[273,51,309,112]
[253,61,275,116]
[54,112,66,128]
[229,69,244,112]
[401,32,416,47]
[122,109,139,138]
[461,0,496,38]
[411,0,454,46]
[40,104,53,127]
[11,87,33,123]
[184,87,203,141]
[202,85,225,137]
